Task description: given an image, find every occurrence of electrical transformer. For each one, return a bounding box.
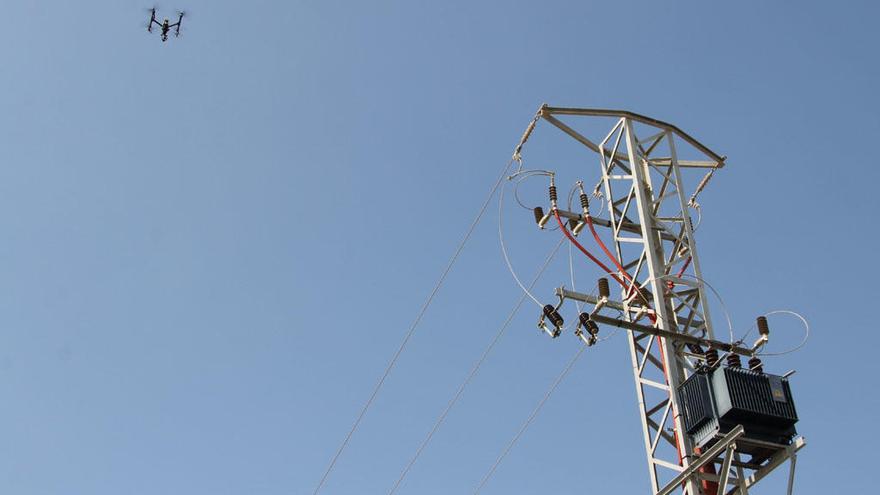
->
[678,365,798,462]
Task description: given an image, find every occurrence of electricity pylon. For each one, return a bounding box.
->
[522,106,804,495]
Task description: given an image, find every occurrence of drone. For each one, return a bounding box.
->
[147,8,185,42]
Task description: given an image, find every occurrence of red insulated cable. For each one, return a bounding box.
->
[553,210,626,288]
[566,210,684,475]
[667,256,692,291]
[665,254,714,494]
[584,214,653,311]
[564,208,687,476]
[656,334,689,486]
[579,212,688,479]
[678,256,692,276]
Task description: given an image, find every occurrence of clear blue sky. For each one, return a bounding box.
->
[1,1,877,494]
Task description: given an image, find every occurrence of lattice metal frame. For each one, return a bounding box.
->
[530,106,803,495]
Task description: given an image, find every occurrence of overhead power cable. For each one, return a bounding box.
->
[499,174,557,307]
[553,209,624,288]
[388,238,565,494]
[312,158,517,495]
[754,310,810,357]
[473,344,587,494]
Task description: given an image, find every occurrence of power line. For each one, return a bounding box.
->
[498,173,552,308]
[473,344,586,494]
[312,158,516,494]
[387,238,564,494]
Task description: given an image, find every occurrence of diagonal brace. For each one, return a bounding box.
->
[657,425,745,495]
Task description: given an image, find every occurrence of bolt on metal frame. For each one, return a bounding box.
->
[531,105,802,495]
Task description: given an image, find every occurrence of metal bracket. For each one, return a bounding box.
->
[657,425,744,495]
[742,437,806,494]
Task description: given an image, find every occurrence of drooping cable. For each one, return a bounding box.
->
[567,240,623,342]
[553,209,625,288]
[754,310,810,357]
[473,344,587,494]
[567,182,605,219]
[666,256,692,291]
[568,242,583,314]
[312,158,517,494]
[650,272,734,343]
[511,171,560,231]
[499,178,549,308]
[584,214,651,308]
[691,205,704,232]
[512,170,553,211]
[387,239,564,494]
[574,207,682,463]
[688,274,734,343]
[513,174,535,210]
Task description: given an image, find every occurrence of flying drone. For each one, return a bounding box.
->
[147,8,185,42]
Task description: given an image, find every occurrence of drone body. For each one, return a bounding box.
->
[147,8,184,42]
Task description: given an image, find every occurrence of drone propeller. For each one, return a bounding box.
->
[143,5,157,32]
[173,10,187,37]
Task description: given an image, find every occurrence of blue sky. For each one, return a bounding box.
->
[1,1,877,494]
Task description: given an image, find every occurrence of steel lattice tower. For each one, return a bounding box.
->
[521,106,804,495]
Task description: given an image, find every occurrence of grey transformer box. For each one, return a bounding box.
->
[678,366,798,463]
